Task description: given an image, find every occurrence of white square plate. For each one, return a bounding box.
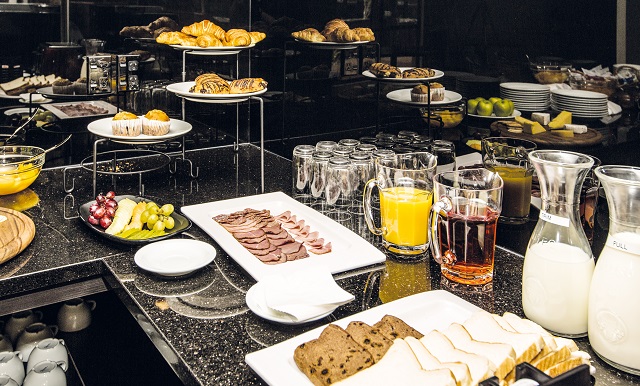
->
[181,192,386,281]
[245,290,481,385]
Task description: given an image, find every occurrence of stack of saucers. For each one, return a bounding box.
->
[550,89,609,118]
[499,82,551,112]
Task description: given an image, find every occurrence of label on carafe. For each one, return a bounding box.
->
[539,210,570,227]
[606,234,640,256]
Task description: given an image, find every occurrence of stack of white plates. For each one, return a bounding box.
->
[550,89,609,118]
[500,82,550,112]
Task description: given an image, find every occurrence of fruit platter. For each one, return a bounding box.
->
[78,192,191,245]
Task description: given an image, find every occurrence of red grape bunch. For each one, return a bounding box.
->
[88,191,118,229]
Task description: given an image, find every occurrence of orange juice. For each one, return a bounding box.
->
[379,186,432,251]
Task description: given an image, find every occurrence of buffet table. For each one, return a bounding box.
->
[0,144,639,385]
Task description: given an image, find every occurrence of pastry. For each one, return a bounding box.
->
[142,109,170,136]
[153,27,174,38]
[248,31,266,44]
[196,34,223,48]
[291,28,326,42]
[155,31,190,45]
[224,29,252,47]
[334,28,359,42]
[119,25,153,38]
[111,111,142,136]
[368,63,401,78]
[402,67,436,78]
[189,75,230,94]
[181,20,225,39]
[179,35,198,46]
[322,18,349,41]
[72,78,88,95]
[52,78,74,94]
[147,16,179,32]
[229,78,268,93]
[352,27,375,41]
[411,83,445,102]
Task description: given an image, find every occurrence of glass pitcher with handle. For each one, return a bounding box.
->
[588,165,640,375]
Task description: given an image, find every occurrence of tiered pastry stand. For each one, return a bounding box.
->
[281,40,380,141]
[63,117,193,197]
[170,44,255,151]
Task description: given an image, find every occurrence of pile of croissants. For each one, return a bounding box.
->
[156,20,266,48]
[291,19,375,43]
[189,73,268,94]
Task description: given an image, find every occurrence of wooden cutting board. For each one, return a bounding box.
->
[0,207,35,264]
[491,121,604,147]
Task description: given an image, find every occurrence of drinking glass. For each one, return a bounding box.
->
[325,157,354,222]
[363,152,438,257]
[430,140,456,173]
[349,151,374,214]
[338,138,360,150]
[309,151,333,212]
[429,168,503,285]
[292,145,315,203]
[482,137,536,224]
[315,140,337,153]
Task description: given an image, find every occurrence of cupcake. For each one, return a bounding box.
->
[73,78,88,95]
[142,109,170,136]
[410,83,445,102]
[111,111,142,136]
[52,78,74,94]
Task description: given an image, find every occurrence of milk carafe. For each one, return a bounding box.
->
[522,150,594,337]
[588,165,640,375]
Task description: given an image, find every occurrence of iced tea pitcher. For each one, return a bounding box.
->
[588,165,640,375]
[522,150,594,338]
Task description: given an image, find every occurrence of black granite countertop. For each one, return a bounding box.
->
[0,144,639,385]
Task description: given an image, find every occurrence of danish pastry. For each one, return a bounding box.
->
[402,67,436,78]
[229,78,268,93]
[369,62,402,78]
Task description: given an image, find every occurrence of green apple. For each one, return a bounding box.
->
[489,97,502,105]
[467,98,480,115]
[476,100,494,116]
[493,98,515,117]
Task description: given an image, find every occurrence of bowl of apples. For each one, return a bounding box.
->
[466,97,520,119]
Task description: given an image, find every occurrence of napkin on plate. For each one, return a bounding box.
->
[261,268,354,322]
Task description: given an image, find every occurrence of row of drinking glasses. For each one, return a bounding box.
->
[292,138,456,221]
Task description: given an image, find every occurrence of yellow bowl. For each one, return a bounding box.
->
[422,105,465,129]
[0,146,45,196]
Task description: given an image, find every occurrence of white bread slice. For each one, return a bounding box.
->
[544,352,590,378]
[443,323,516,380]
[501,312,578,352]
[492,314,553,361]
[0,77,27,92]
[531,345,571,372]
[463,311,545,364]
[495,313,558,353]
[420,330,495,385]
[404,336,473,386]
[334,339,456,386]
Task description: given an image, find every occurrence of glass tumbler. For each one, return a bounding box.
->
[430,140,457,173]
[349,151,375,214]
[325,157,354,222]
[310,151,333,212]
[316,140,337,153]
[292,145,315,203]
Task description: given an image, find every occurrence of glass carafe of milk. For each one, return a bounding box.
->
[589,165,640,375]
[522,150,595,337]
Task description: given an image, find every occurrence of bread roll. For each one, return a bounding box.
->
[224,29,252,46]
[291,28,326,42]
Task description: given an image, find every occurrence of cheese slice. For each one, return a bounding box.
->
[404,337,473,386]
[443,323,516,380]
[334,339,456,386]
[514,116,535,126]
[420,330,495,385]
[549,111,572,129]
[565,124,588,134]
[523,121,546,134]
[551,129,574,138]
[531,112,550,125]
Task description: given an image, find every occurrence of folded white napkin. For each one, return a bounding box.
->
[608,101,622,116]
[261,268,354,322]
[456,152,482,168]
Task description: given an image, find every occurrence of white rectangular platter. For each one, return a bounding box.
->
[245,290,482,386]
[41,100,118,119]
[181,191,386,281]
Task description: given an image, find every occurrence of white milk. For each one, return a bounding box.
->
[522,242,594,336]
[588,232,640,372]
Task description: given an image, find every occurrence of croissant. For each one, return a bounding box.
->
[181,20,225,39]
[196,34,223,48]
[229,78,268,93]
[190,79,230,94]
[322,19,349,41]
[156,31,191,45]
[249,31,267,44]
[148,16,179,32]
[334,28,359,43]
[369,62,402,78]
[224,29,252,47]
[179,36,198,47]
[402,67,436,78]
[291,28,326,42]
[352,27,375,42]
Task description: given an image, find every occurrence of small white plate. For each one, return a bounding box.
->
[87,116,192,142]
[500,82,551,91]
[246,281,335,325]
[134,239,216,277]
[4,107,35,116]
[386,89,462,106]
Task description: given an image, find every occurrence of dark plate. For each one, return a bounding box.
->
[78,195,192,245]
